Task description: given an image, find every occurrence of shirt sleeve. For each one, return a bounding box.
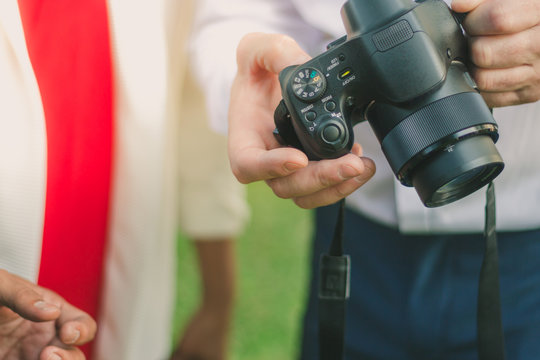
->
[176,71,250,239]
[188,0,328,134]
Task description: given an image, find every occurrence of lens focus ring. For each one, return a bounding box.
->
[380,92,497,182]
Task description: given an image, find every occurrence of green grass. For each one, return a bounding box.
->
[173,181,314,359]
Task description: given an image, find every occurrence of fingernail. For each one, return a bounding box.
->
[354,175,366,183]
[66,329,80,344]
[47,353,62,360]
[338,165,360,180]
[354,172,373,183]
[284,162,302,172]
[34,300,58,312]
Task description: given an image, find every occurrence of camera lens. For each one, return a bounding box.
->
[410,135,504,207]
[369,90,504,207]
[434,167,485,198]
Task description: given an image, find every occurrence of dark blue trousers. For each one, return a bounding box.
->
[300,203,540,360]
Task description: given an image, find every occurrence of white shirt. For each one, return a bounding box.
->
[191,0,540,234]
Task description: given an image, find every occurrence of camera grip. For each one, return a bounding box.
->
[273,99,305,151]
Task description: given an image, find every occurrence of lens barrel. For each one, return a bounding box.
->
[411,135,503,207]
[369,91,503,207]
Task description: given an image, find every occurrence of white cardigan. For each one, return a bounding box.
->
[0,1,249,359]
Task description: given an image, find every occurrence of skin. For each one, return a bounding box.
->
[4,1,538,359]
[452,0,540,106]
[170,240,235,360]
[227,0,540,207]
[0,270,96,360]
[171,0,540,357]
[228,33,376,209]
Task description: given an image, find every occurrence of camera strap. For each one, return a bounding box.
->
[477,182,506,360]
[318,183,505,360]
[318,198,350,360]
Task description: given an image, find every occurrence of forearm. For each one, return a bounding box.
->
[193,239,236,313]
[170,240,236,360]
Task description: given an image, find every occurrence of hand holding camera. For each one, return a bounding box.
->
[452,0,540,107]
[228,33,376,209]
[274,0,505,207]
[228,0,540,209]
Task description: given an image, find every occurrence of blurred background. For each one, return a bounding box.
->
[173,181,314,360]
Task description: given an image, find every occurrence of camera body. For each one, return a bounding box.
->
[274,0,504,207]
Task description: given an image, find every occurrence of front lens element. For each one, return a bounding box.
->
[411,135,504,207]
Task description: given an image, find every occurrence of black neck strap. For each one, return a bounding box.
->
[318,183,506,359]
[477,182,506,359]
[318,199,349,359]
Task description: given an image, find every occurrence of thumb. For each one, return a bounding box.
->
[236,32,311,76]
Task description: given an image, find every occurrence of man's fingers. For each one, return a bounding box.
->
[229,32,376,206]
[230,147,308,184]
[0,270,60,322]
[469,27,540,69]
[482,86,540,107]
[472,64,539,93]
[292,158,376,209]
[56,303,97,346]
[236,33,311,76]
[457,0,540,36]
[266,154,375,202]
[58,320,93,346]
[40,345,85,360]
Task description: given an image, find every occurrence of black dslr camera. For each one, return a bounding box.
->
[273,0,504,207]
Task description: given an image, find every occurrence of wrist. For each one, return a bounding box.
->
[200,298,234,317]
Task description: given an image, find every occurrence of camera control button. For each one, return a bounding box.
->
[325,101,336,112]
[291,67,326,102]
[338,68,353,80]
[305,111,317,121]
[322,124,342,143]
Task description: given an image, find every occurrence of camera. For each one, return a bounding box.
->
[273,0,504,207]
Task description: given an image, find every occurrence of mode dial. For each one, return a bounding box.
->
[291,67,326,102]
